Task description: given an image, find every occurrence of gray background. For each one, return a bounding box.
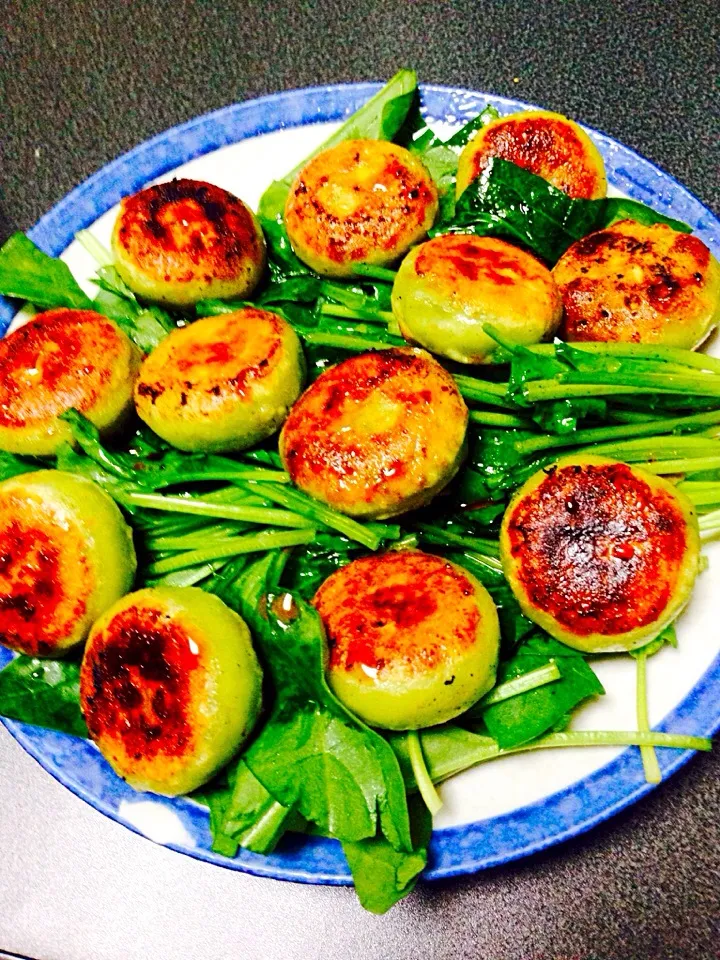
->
[1,1,719,957]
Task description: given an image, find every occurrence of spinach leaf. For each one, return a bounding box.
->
[434,158,692,264]
[342,795,431,914]
[600,198,691,233]
[89,265,175,352]
[0,450,41,482]
[258,69,418,219]
[0,655,88,738]
[478,634,604,748]
[0,233,93,310]
[400,104,500,222]
[243,592,413,847]
[441,158,600,263]
[198,758,298,857]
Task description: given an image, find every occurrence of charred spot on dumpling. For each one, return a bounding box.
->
[80,587,263,795]
[392,234,562,363]
[553,221,720,347]
[457,110,607,200]
[279,348,467,519]
[0,309,141,456]
[284,139,439,277]
[313,551,499,729]
[499,456,701,653]
[134,308,304,452]
[0,471,136,657]
[112,178,266,307]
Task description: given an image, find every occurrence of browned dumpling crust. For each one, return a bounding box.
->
[313,551,499,729]
[391,234,562,363]
[456,109,607,200]
[499,456,701,653]
[284,139,439,277]
[112,178,266,307]
[279,348,468,519]
[0,309,141,455]
[134,308,304,452]
[553,220,720,347]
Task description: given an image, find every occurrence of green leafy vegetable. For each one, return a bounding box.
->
[198,759,298,856]
[243,592,413,846]
[434,158,692,264]
[0,233,93,310]
[0,656,88,738]
[479,634,604,748]
[342,796,431,914]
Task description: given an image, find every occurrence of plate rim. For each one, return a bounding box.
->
[1,80,719,885]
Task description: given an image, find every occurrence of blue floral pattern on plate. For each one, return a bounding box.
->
[0,84,718,884]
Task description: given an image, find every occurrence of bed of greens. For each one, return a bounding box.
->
[0,69,717,913]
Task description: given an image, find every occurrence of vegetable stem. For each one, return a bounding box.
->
[124,492,316,528]
[415,524,501,561]
[477,662,562,708]
[295,329,399,352]
[147,529,315,575]
[406,730,443,815]
[529,341,720,374]
[319,303,395,324]
[243,482,384,550]
[635,652,662,783]
[469,409,531,428]
[514,409,720,456]
[75,229,114,266]
[352,263,398,282]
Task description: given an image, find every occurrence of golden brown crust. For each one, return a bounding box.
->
[136,308,286,412]
[502,460,690,638]
[284,139,439,277]
[279,348,467,518]
[134,308,303,452]
[0,491,90,656]
[80,603,202,764]
[0,309,131,430]
[112,178,265,305]
[313,552,481,675]
[553,220,720,346]
[457,110,607,200]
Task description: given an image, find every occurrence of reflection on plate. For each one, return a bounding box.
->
[1,84,719,883]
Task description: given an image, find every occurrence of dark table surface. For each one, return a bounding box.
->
[1,2,719,958]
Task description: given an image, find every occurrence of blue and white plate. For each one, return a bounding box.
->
[1,84,719,884]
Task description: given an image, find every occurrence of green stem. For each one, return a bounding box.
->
[699,508,720,531]
[523,382,686,402]
[454,374,514,409]
[635,652,662,784]
[75,229,114,266]
[243,482,383,550]
[318,303,395,324]
[589,436,720,462]
[415,523,501,561]
[515,409,720,456]
[406,730,443,815]
[150,468,290,488]
[469,409,531,428]
[504,729,711,755]
[353,263,398,282]
[146,559,228,588]
[558,371,720,397]
[639,456,720,475]
[477,662,562,708]
[124,492,315,528]
[296,329,400,351]
[529,341,720,374]
[147,529,315,575]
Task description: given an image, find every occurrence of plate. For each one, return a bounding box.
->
[1,83,719,885]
